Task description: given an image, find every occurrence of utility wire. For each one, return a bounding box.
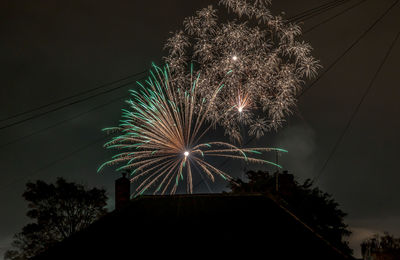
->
[0,2,357,146]
[0,70,146,124]
[288,0,352,23]
[287,0,347,21]
[195,0,396,190]
[299,0,400,98]
[0,78,140,131]
[314,29,400,183]
[0,75,147,148]
[0,1,347,127]
[0,1,352,130]
[0,0,379,192]
[0,78,147,192]
[0,95,127,149]
[303,0,368,34]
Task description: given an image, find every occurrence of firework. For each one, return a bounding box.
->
[98,64,286,195]
[164,0,321,141]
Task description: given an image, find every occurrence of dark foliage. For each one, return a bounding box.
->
[361,232,400,260]
[4,178,107,260]
[228,170,352,255]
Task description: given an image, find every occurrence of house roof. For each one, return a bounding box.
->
[33,193,354,259]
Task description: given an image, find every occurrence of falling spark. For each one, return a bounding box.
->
[236,90,250,113]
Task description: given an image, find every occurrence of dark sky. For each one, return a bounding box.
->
[0,0,399,258]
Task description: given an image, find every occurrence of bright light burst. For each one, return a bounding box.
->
[164,0,321,141]
[236,89,250,113]
[98,64,286,195]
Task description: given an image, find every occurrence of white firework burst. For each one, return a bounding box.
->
[164,0,321,142]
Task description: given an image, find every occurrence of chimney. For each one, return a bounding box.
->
[115,172,130,210]
[279,170,295,194]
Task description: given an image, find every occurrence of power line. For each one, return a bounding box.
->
[195,0,398,190]
[0,78,140,131]
[194,0,382,189]
[0,0,364,194]
[299,0,400,98]
[0,1,353,131]
[0,70,146,124]
[292,24,400,216]
[0,0,350,132]
[196,0,394,191]
[0,74,148,148]
[0,0,384,192]
[287,0,348,21]
[0,94,127,149]
[288,0,352,23]
[303,0,368,34]
[0,78,148,192]
[0,2,359,141]
[314,29,400,183]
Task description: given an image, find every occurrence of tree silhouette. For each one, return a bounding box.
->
[361,232,400,260]
[228,170,352,255]
[4,178,107,260]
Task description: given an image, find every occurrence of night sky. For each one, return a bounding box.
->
[1,0,399,258]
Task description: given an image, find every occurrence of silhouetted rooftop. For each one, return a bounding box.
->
[33,193,354,259]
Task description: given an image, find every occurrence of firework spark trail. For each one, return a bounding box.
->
[165,0,321,141]
[236,90,251,113]
[99,64,286,195]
